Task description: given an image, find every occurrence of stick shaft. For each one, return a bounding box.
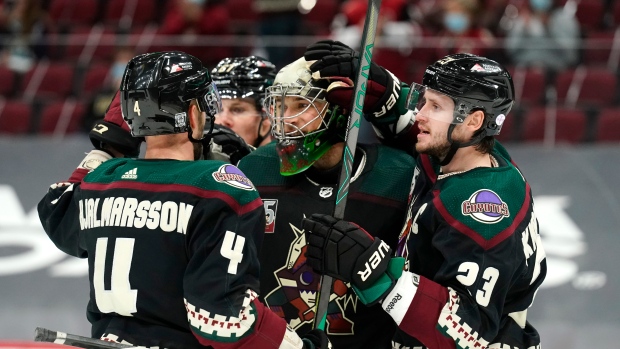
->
[314,0,383,331]
[34,328,132,349]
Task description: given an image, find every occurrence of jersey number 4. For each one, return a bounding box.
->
[93,237,138,316]
[221,231,245,275]
[92,232,245,316]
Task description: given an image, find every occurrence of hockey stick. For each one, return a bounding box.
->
[313,0,383,331]
[34,327,132,349]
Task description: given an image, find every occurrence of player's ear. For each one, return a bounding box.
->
[467,110,485,131]
[188,101,204,139]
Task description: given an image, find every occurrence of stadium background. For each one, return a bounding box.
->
[0,0,619,348]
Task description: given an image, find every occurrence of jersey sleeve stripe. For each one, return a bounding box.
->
[431,186,532,250]
[398,276,454,349]
[81,181,263,216]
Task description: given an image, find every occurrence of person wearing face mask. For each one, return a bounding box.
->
[435,0,495,59]
[505,0,580,72]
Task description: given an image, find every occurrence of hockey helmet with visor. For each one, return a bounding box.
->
[405,53,514,141]
[120,51,222,139]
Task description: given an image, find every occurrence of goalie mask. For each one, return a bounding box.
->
[406,53,514,147]
[120,51,222,139]
[264,57,347,176]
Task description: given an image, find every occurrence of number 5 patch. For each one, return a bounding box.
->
[262,199,278,234]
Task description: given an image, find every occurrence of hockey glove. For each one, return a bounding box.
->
[304,40,409,123]
[89,91,143,158]
[302,213,405,305]
[203,124,254,164]
[301,329,332,349]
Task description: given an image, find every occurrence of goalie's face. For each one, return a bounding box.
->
[266,90,329,141]
[264,85,338,176]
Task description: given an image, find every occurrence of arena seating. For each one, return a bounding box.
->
[0,0,617,144]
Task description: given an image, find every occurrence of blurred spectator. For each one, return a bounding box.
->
[83,47,134,131]
[155,0,230,65]
[253,0,301,69]
[331,0,421,54]
[433,0,495,58]
[158,0,229,35]
[0,0,54,73]
[480,0,511,34]
[504,0,580,72]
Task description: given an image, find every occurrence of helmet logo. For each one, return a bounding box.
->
[171,62,192,73]
[470,63,502,73]
[174,113,187,128]
[496,114,506,126]
[471,64,486,72]
[437,56,457,65]
[295,67,312,86]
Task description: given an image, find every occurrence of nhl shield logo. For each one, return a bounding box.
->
[319,187,333,198]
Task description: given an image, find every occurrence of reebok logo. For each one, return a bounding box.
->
[121,168,138,180]
[357,240,391,282]
[385,293,402,313]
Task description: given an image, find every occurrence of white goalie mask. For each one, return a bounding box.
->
[264,57,332,140]
[263,57,347,176]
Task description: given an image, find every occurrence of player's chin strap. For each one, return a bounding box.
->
[439,124,486,166]
[189,118,215,143]
[254,116,268,147]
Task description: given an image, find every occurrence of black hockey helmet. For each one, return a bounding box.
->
[413,53,515,138]
[211,56,276,112]
[120,51,222,137]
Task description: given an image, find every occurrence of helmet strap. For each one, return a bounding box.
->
[254,117,267,147]
[440,123,487,166]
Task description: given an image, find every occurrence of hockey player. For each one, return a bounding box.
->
[302,42,547,349]
[237,56,416,348]
[211,56,277,148]
[37,51,329,349]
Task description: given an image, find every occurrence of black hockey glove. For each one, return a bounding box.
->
[89,91,143,158]
[202,124,254,165]
[303,213,405,305]
[304,40,407,123]
[301,329,332,349]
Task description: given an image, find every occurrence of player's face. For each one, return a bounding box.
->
[414,89,454,158]
[271,96,326,137]
[215,98,263,145]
